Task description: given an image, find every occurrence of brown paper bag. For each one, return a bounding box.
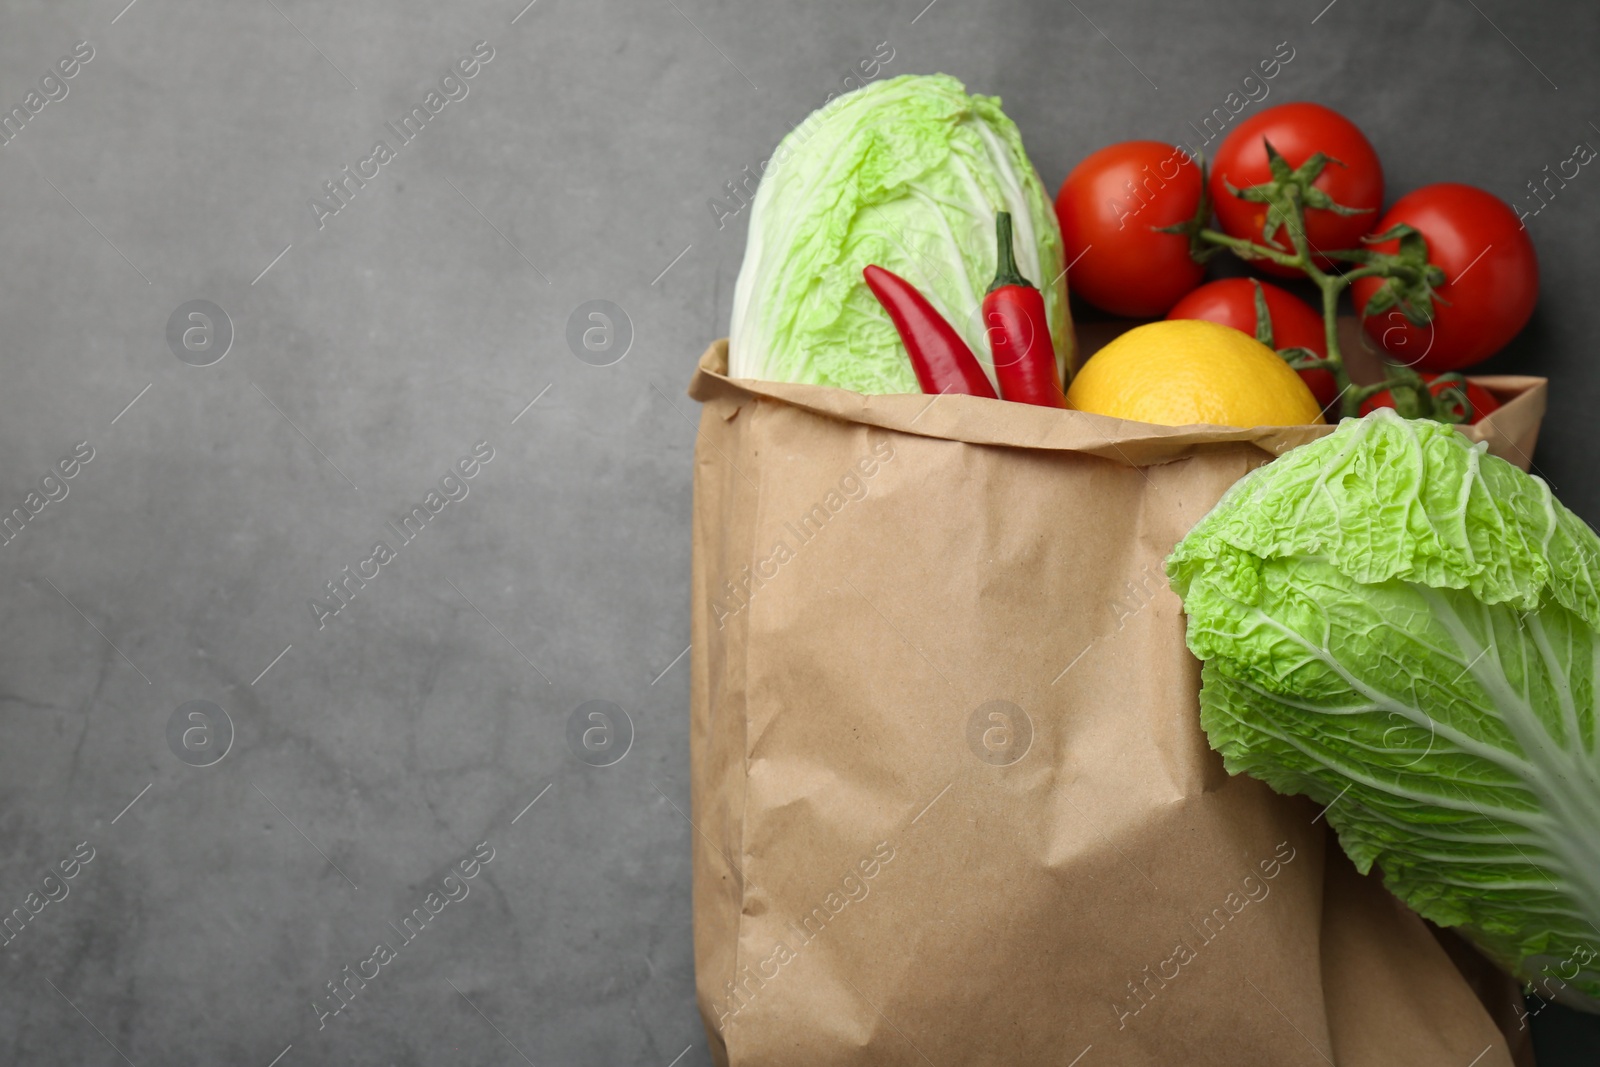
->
[687,340,1545,1067]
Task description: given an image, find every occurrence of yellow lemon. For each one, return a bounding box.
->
[1067,319,1325,427]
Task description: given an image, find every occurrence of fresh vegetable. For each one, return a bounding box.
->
[983,213,1065,407]
[1166,278,1337,409]
[863,265,997,398]
[729,74,1069,394]
[1352,183,1540,372]
[1210,102,1384,275]
[1168,411,1600,1010]
[1055,140,1205,316]
[1065,319,1322,427]
[1360,372,1501,424]
[1192,145,1473,422]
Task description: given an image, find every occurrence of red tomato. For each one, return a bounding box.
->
[1210,103,1384,277]
[1166,278,1337,409]
[1350,184,1539,373]
[1056,140,1205,317]
[1360,373,1501,424]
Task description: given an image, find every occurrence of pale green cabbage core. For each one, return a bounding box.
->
[728,73,1069,395]
[1169,411,1600,1010]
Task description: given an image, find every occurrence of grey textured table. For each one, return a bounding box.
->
[0,0,1596,1064]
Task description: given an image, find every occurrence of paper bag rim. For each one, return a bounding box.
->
[689,339,1549,470]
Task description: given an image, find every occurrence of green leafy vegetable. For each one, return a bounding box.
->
[1167,411,1600,1009]
[728,73,1069,394]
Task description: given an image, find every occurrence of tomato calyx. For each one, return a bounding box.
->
[1277,346,1334,372]
[1243,278,1336,378]
[1222,141,1374,254]
[1353,369,1476,424]
[1250,280,1274,346]
[1153,154,1223,265]
[1419,373,1476,423]
[1335,223,1449,327]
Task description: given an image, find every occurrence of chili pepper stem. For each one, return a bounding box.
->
[987,212,1032,292]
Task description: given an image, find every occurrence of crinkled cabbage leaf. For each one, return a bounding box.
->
[1168,410,1600,1009]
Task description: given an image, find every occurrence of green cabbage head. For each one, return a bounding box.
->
[1168,411,1600,1010]
[728,73,1070,394]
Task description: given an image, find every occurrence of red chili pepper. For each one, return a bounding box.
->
[863,265,997,399]
[983,212,1066,408]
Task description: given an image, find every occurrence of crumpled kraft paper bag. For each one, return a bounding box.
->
[687,340,1545,1067]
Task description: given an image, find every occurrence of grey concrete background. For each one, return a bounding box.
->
[0,0,1596,1063]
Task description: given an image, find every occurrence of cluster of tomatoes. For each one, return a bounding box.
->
[1055,103,1540,422]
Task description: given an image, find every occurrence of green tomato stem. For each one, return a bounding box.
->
[1195,228,1302,269]
[1189,155,1459,424]
[1192,185,1378,419]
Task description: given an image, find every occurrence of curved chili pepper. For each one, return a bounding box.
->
[863,265,997,399]
[983,212,1066,408]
